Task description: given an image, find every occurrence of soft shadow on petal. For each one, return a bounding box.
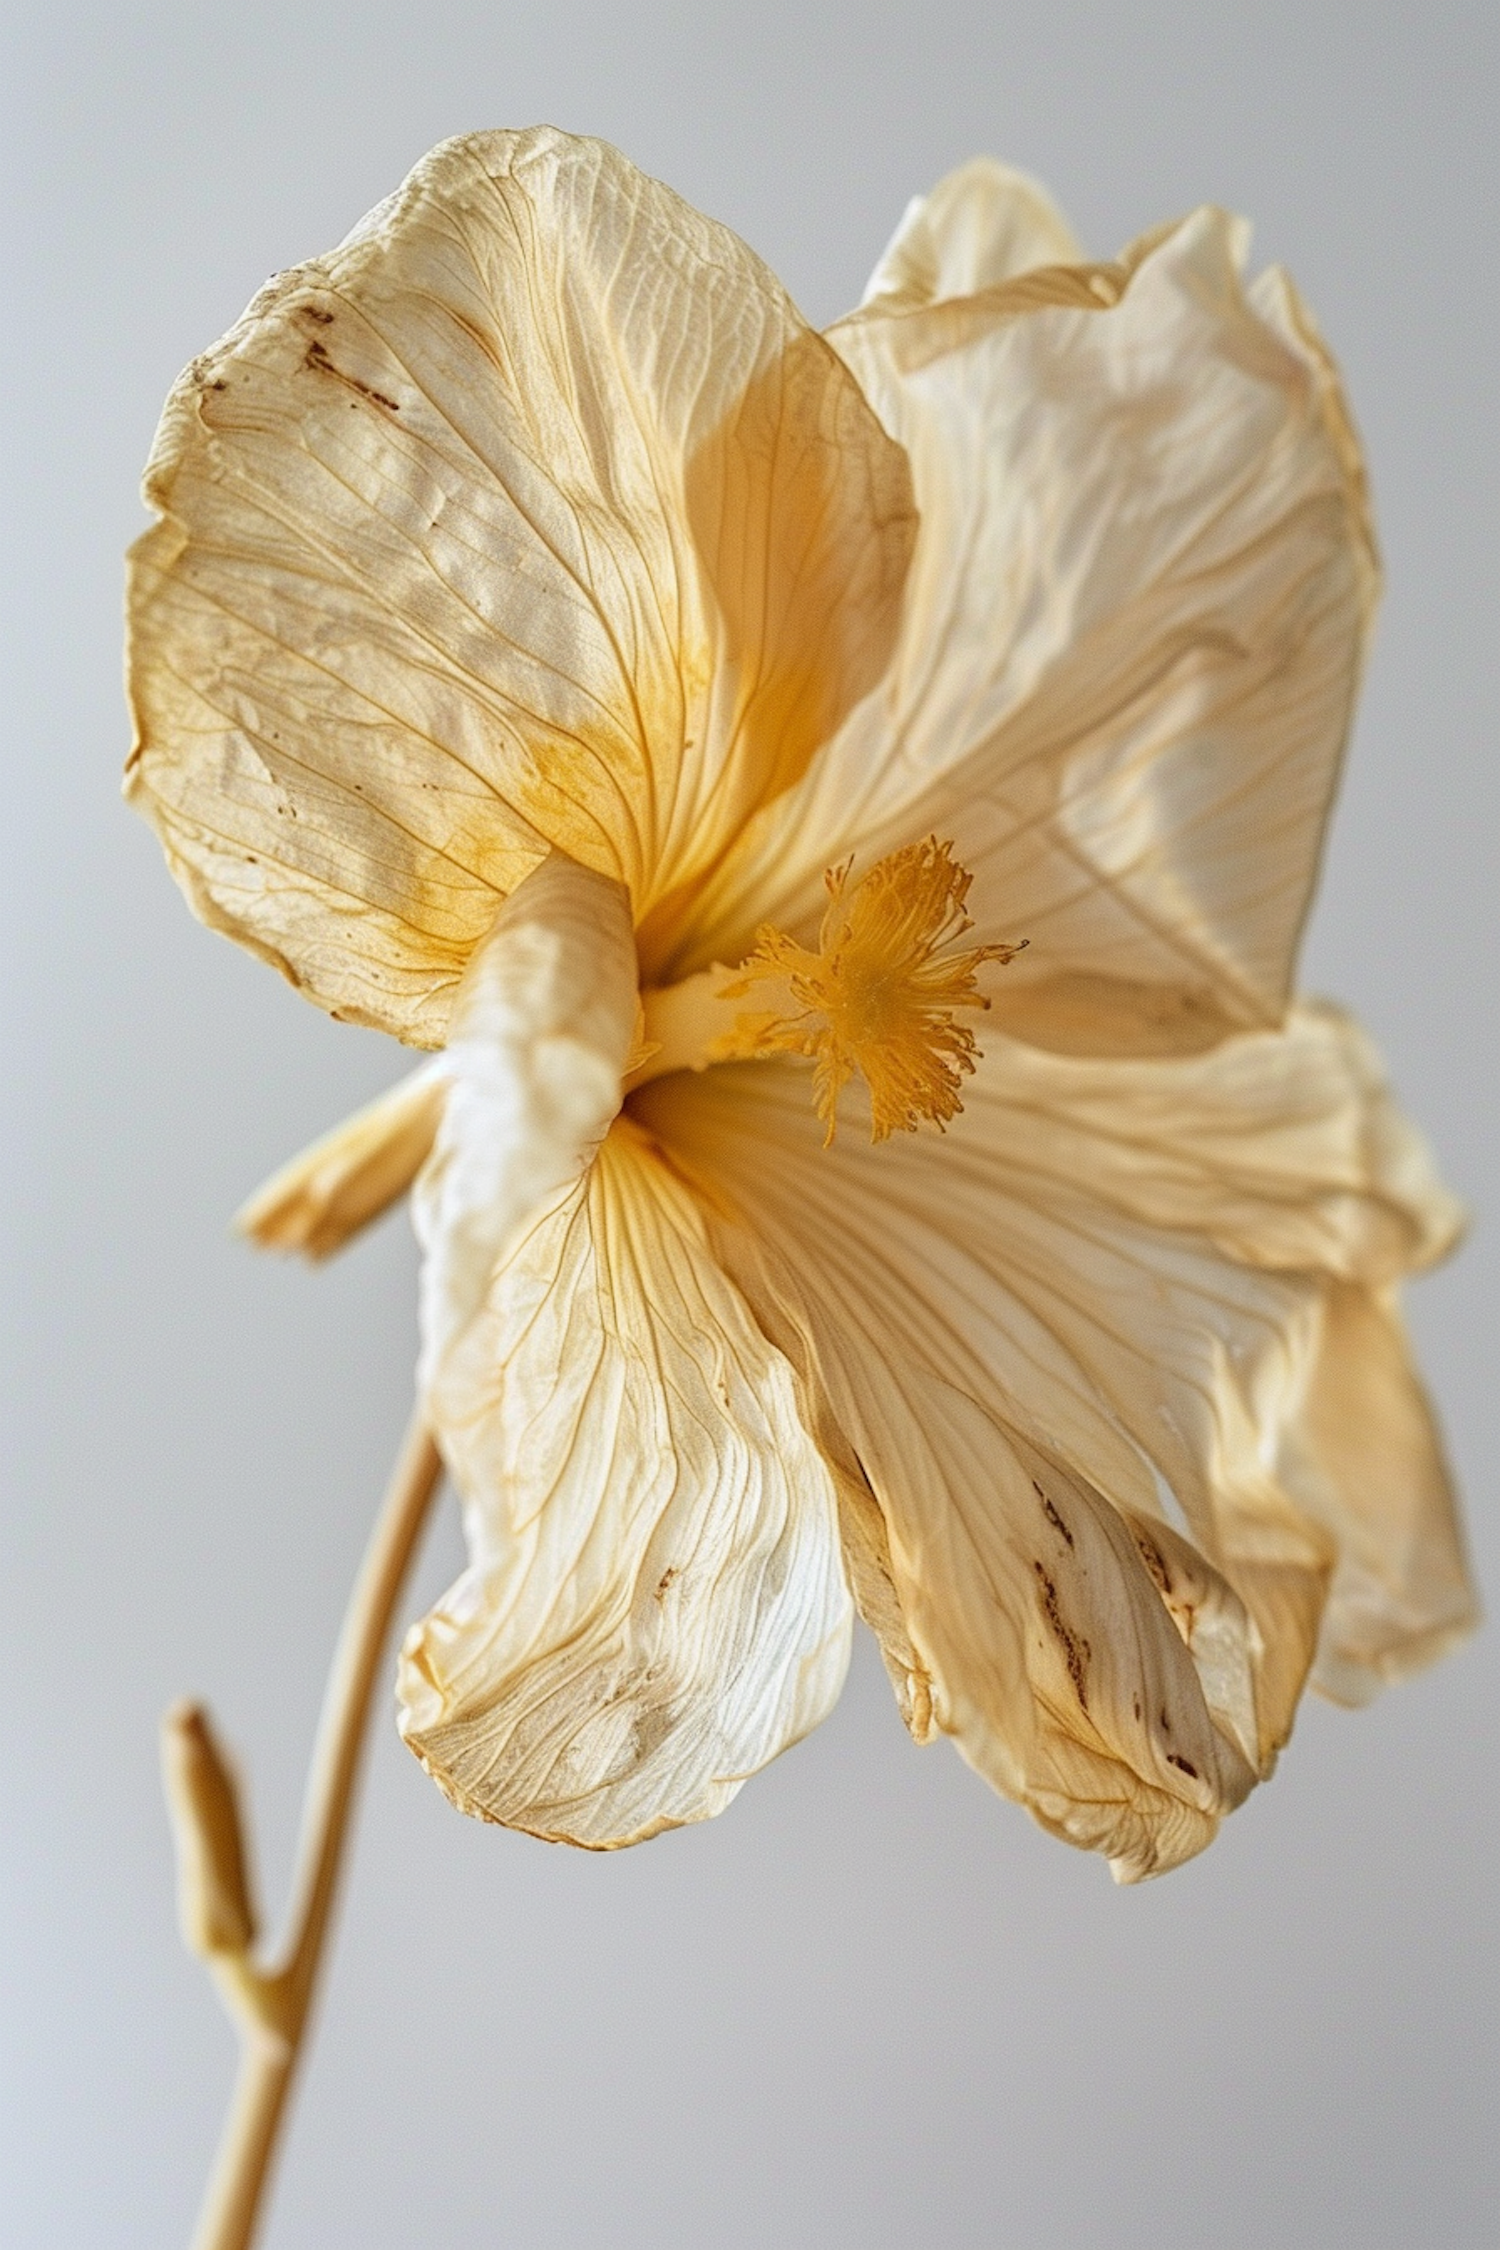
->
[636,1061,1290,1877]
[126,127,912,1042]
[414,851,638,1385]
[400,1119,852,1846]
[637,984,1472,1835]
[934,1013,1471,1722]
[860,156,1083,310]
[679,204,1376,1048]
[938,1005,1472,1715]
[951,1002,1464,1286]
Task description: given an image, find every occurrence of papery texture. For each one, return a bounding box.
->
[1288,1283,1475,1704]
[679,206,1377,1061]
[160,139,1472,1873]
[634,995,1465,1868]
[399,1119,852,1844]
[413,851,638,1384]
[236,1058,450,1259]
[126,128,914,1043]
[862,155,1083,309]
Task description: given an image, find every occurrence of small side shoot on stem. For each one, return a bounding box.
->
[159,1413,443,2250]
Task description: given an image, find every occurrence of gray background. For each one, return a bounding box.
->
[2,3,1496,2245]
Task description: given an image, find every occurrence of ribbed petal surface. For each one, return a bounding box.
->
[127,128,913,1042]
[678,200,1377,1058]
[634,1000,1469,1871]
[401,1120,852,1845]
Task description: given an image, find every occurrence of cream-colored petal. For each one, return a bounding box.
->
[918,1013,1463,1727]
[648,1018,1465,1780]
[1283,1285,1478,1706]
[126,128,914,1043]
[937,1001,1464,1288]
[636,1061,1305,1874]
[413,852,638,1385]
[399,1119,852,1846]
[235,1058,450,1259]
[677,207,1376,1047]
[861,156,1083,310]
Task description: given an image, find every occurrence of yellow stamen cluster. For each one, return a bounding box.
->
[711,837,1025,1143]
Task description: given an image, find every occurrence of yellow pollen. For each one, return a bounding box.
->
[710,837,1025,1143]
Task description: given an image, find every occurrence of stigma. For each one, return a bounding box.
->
[708,838,1024,1142]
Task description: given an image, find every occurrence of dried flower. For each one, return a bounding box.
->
[127,132,1474,1881]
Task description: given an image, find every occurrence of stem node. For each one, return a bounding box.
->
[166,1409,443,2250]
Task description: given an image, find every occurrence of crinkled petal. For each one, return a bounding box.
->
[638,987,1467,1821]
[914,1009,1471,1706]
[861,156,1083,309]
[636,1059,1309,1875]
[1283,1284,1477,1706]
[399,1119,852,1846]
[932,1000,1463,1287]
[677,204,1376,1050]
[126,128,914,1042]
[234,845,665,1270]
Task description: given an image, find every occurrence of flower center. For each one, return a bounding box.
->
[634,838,1024,1143]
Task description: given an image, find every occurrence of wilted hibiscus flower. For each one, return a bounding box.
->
[127,129,1475,1882]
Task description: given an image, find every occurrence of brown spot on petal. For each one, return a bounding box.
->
[302,337,401,413]
[1033,1562,1090,1714]
[1133,1529,1171,1597]
[1035,1481,1075,1548]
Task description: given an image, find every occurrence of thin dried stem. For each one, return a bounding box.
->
[164,1407,444,2250]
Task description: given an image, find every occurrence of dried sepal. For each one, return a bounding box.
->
[236,1060,450,1260]
[161,1701,258,1958]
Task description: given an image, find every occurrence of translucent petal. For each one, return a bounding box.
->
[677,206,1377,1048]
[637,983,1464,1834]
[931,1000,1463,1287]
[861,156,1083,309]
[126,128,913,1042]
[1285,1285,1477,1706]
[399,1120,852,1845]
[636,1059,1315,1873]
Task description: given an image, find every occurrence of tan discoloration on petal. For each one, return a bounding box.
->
[633,953,1470,1868]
